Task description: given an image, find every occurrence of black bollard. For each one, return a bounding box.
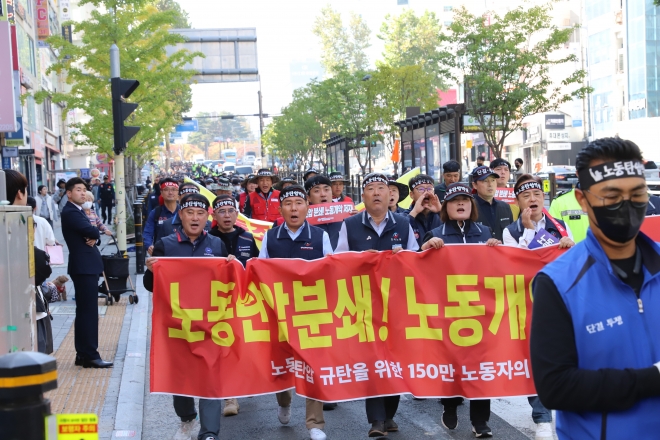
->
[134,202,144,274]
[0,352,57,440]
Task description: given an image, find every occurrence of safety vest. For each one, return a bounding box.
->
[548,189,589,242]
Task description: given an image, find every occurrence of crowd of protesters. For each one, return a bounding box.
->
[4,135,660,440]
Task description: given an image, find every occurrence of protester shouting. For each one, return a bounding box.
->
[404,174,443,247]
[243,169,281,222]
[144,193,236,440]
[209,194,259,267]
[258,185,332,440]
[329,172,353,203]
[388,179,409,214]
[531,137,660,440]
[334,173,418,437]
[305,175,342,250]
[144,178,180,254]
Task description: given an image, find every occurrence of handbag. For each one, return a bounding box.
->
[45,245,64,265]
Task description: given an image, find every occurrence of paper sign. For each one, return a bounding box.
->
[306,202,354,225]
[46,414,98,440]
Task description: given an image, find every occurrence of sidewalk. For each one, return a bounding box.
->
[44,218,149,439]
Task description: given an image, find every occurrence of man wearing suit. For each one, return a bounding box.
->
[61,177,113,368]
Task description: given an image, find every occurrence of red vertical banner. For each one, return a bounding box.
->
[150,246,565,400]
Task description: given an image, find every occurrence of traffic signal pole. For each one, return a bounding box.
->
[110,44,127,255]
[110,44,140,256]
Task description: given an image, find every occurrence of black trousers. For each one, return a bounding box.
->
[441,398,490,422]
[70,274,100,360]
[100,202,113,223]
[365,396,400,423]
[173,396,222,439]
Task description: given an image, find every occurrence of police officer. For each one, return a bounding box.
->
[530,137,660,440]
[305,175,342,250]
[434,160,462,202]
[548,185,590,242]
[98,175,115,224]
[334,173,418,438]
[144,178,180,254]
[328,172,353,203]
[421,182,498,438]
[404,174,443,247]
[243,169,281,221]
[471,166,514,241]
[388,179,409,214]
[144,193,235,440]
[258,185,332,440]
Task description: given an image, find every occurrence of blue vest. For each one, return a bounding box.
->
[161,230,227,257]
[265,222,325,260]
[158,212,211,243]
[403,208,443,247]
[210,226,257,266]
[505,215,567,243]
[343,211,411,251]
[426,220,493,244]
[540,231,660,440]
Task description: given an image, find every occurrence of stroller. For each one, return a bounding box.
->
[98,236,138,306]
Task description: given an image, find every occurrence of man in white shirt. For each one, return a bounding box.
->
[27,196,57,251]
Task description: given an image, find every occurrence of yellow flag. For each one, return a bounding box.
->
[354,167,420,211]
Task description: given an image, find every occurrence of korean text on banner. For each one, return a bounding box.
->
[306,202,354,225]
[150,245,565,401]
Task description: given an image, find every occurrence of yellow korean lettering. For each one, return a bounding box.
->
[168,282,205,342]
[293,279,327,311]
[506,275,527,340]
[484,277,505,335]
[208,281,235,346]
[405,277,443,340]
[273,282,290,342]
[334,275,375,342]
[237,282,270,342]
[292,313,333,349]
[445,275,485,347]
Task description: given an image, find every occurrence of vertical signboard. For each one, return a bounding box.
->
[0,0,7,21]
[0,21,17,131]
[36,0,49,39]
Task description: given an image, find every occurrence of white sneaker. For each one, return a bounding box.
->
[535,422,554,439]
[278,405,291,424]
[309,428,327,440]
[172,418,199,440]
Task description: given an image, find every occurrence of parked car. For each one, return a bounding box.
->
[535,166,578,190]
[235,165,254,175]
[222,163,236,173]
[244,155,256,165]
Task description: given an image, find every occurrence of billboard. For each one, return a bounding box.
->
[5,116,23,145]
[0,21,17,132]
[36,0,49,39]
[544,114,565,130]
[461,114,503,133]
[175,119,198,132]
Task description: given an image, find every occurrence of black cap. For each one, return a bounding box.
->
[444,183,474,201]
[471,166,499,181]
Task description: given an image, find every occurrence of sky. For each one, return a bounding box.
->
[181,0,460,131]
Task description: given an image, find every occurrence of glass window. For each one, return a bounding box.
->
[16,25,36,76]
[43,96,53,131]
[585,0,610,20]
[588,30,611,65]
[414,138,425,173]
[426,135,440,181]
[403,141,412,171]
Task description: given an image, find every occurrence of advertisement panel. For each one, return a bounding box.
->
[0,21,17,132]
[5,116,23,145]
[36,0,49,39]
[544,114,565,130]
[462,115,504,133]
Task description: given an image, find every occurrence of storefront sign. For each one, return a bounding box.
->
[0,21,17,132]
[18,148,34,155]
[4,116,23,145]
[544,114,565,130]
[628,98,646,112]
[547,142,571,151]
[59,0,70,20]
[3,146,18,156]
[36,0,49,39]
[547,131,569,142]
[462,115,504,133]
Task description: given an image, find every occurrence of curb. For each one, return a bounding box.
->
[111,275,149,439]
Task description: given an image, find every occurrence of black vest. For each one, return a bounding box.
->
[265,221,325,260]
[343,211,411,251]
[475,197,514,241]
[505,215,567,243]
[425,220,493,244]
[209,226,257,266]
[317,221,343,250]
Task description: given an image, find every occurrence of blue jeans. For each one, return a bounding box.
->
[529,396,552,423]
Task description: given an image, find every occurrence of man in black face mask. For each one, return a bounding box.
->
[530,137,660,440]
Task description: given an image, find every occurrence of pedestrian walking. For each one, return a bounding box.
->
[98,175,115,224]
[258,185,332,440]
[334,173,418,438]
[530,137,660,440]
[60,177,113,369]
[238,174,256,213]
[36,185,56,228]
[144,192,235,440]
[53,179,68,215]
[420,183,498,438]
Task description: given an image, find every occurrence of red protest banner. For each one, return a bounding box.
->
[151,246,565,401]
[641,215,660,241]
[494,187,516,204]
[305,202,354,225]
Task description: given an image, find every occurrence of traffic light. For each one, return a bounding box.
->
[111,77,140,155]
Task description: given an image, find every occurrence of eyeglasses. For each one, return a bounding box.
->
[415,187,434,194]
[584,189,649,210]
[215,209,236,216]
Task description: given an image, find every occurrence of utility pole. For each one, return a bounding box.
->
[110,45,126,255]
[258,89,267,169]
[165,136,171,171]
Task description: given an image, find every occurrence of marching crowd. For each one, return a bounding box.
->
[3,136,660,440]
[137,137,660,440]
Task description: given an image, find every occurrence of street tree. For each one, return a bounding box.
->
[35,0,200,162]
[154,0,191,28]
[378,9,446,88]
[186,112,253,158]
[312,5,371,76]
[439,4,591,158]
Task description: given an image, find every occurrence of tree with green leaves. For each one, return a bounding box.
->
[35,0,200,164]
[154,0,191,28]
[312,5,371,76]
[186,112,253,158]
[378,9,446,88]
[440,4,591,158]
